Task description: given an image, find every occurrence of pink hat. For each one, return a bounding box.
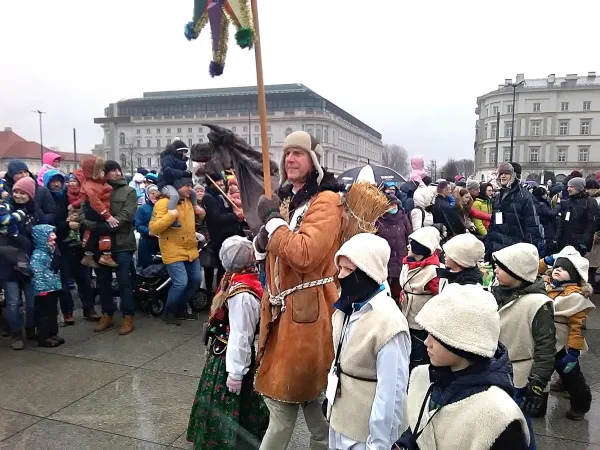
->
[13,176,36,199]
[595,170,600,182]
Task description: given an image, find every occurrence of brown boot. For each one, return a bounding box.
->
[119,315,134,335]
[81,253,100,268]
[98,253,119,267]
[94,314,114,332]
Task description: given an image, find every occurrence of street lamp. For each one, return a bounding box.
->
[508,80,525,162]
[32,110,46,162]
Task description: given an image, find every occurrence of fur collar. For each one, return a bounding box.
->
[277,170,344,218]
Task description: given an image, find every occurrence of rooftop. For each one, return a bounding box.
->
[141,83,309,99]
[0,129,85,163]
[479,72,600,99]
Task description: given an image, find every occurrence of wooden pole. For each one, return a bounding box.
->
[251,0,272,198]
[205,174,237,208]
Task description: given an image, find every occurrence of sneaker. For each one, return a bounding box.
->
[176,311,198,321]
[11,338,25,350]
[566,409,586,421]
[63,314,75,326]
[162,315,182,326]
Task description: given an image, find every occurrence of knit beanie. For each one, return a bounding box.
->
[280,131,324,185]
[173,176,193,191]
[443,234,485,268]
[586,179,599,190]
[144,172,158,184]
[13,176,36,199]
[532,186,547,200]
[466,179,479,193]
[335,233,390,285]
[554,250,589,283]
[219,235,254,272]
[492,243,539,283]
[568,177,586,194]
[104,160,122,174]
[416,284,500,358]
[7,159,30,179]
[409,226,441,256]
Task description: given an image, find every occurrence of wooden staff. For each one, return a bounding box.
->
[205,174,237,208]
[250,0,272,198]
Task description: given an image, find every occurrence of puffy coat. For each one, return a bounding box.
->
[411,186,435,230]
[472,197,493,236]
[30,224,62,296]
[129,173,146,205]
[157,143,189,190]
[203,187,243,255]
[0,196,36,283]
[433,195,465,237]
[377,209,412,278]
[135,194,160,267]
[67,169,85,208]
[485,183,541,259]
[81,157,112,219]
[4,170,56,226]
[43,170,70,244]
[37,152,62,186]
[557,192,599,254]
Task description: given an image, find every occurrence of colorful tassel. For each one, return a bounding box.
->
[184,21,200,40]
[209,61,224,77]
[235,27,253,49]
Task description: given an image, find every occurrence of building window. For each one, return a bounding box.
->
[146,139,151,148]
[232,126,236,133]
[307,128,313,135]
[485,107,489,117]
[285,127,292,137]
[120,154,127,168]
[137,157,142,168]
[255,137,259,146]
[119,133,126,145]
[533,103,541,112]
[557,147,567,162]
[166,128,171,134]
[156,128,160,134]
[167,139,172,145]
[188,138,193,147]
[492,106,499,115]
[199,138,204,143]
[583,101,591,110]
[559,121,569,136]
[507,104,513,114]
[561,102,570,111]
[254,125,259,132]
[490,150,496,164]
[146,128,151,134]
[268,137,272,146]
[267,126,271,131]
[188,127,192,133]
[157,139,161,147]
[581,120,591,135]
[529,147,539,162]
[483,149,487,161]
[316,129,322,141]
[490,124,497,139]
[136,139,141,148]
[147,157,152,167]
[504,123,512,138]
[579,147,589,162]
[136,129,140,134]
[177,128,182,134]
[531,121,541,137]
[243,126,248,132]
[503,148,511,162]
[324,129,329,143]
[484,124,488,138]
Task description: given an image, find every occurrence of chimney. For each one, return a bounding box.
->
[515,73,525,84]
[547,74,555,83]
[3,127,12,132]
[566,73,578,81]
[588,71,596,78]
[504,78,513,85]
[498,84,505,90]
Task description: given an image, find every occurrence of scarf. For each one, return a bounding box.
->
[334,268,382,315]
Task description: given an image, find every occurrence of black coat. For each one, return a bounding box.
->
[157,146,189,190]
[534,197,559,248]
[557,192,599,253]
[0,199,37,283]
[4,174,56,225]
[485,183,541,259]
[202,188,243,256]
[432,195,465,237]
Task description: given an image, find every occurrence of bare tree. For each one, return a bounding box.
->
[441,159,459,181]
[455,158,475,178]
[426,160,437,180]
[381,144,410,176]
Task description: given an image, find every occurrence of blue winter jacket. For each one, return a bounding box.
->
[134,196,160,268]
[157,146,189,190]
[30,224,62,295]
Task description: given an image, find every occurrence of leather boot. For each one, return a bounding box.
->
[119,315,134,335]
[81,253,100,269]
[94,314,114,332]
[83,309,101,322]
[98,253,119,268]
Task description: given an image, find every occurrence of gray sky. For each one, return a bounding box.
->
[1,0,598,163]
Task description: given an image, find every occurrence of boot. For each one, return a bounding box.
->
[83,309,101,322]
[119,315,134,335]
[93,314,114,332]
[98,253,119,268]
[550,378,565,392]
[566,409,586,421]
[63,314,75,326]
[11,333,24,350]
[81,253,100,269]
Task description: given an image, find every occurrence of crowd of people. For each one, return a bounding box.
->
[1,132,598,450]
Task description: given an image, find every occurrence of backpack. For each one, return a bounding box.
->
[416,206,426,227]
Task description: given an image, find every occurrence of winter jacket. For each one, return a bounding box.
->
[0,203,26,237]
[30,224,62,296]
[472,197,492,236]
[485,183,541,260]
[0,198,36,283]
[149,197,197,265]
[203,187,243,255]
[135,194,160,267]
[129,173,146,205]
[157,146,189,190]
[557,191,599,254]
[4,172,57,226]
[81,157,112,220]
[399,181,418,213]
[399,253,441,329]
[432,195,465,237]
[43,170,71,245]
[411,186,435,230]
[397,343,529,450]
[67,169,85,208]
[437,266,483,292]
[534,197,558,250]
[36,152,62,186]
[377,209,412,279]
[80,177,138,253]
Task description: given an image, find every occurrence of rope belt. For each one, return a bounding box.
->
[269,276,335,313]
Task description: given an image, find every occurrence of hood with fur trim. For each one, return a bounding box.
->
[82,157,105,181]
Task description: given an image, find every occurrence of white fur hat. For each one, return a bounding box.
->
[335,233,390,285]
[409,226,441,255]
[280,131,324,185]
[416,283,500,358]
[443,234,485,268]
[554,247,590,282]
[492,243,539,283]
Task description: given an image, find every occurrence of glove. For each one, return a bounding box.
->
[544,255,555,266]
[519,377,546,416]
[255,226,269,254]
[559,348,580,374]
[226,375,242,395]
[256,195,282,225]
[578,244,588,255]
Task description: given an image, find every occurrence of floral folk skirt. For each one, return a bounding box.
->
[186,351,269,450]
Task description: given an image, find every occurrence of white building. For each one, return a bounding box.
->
[474,72,600,183]
[93,84,383,176]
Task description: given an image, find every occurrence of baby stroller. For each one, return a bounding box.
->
[134,234,210,316]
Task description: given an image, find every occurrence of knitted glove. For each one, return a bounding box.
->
[257,195,282,225]
[226,375,242,395]
[559,348,580,374]
[544,255,555,266]
[519,377,546,416]
[254,226,269,254]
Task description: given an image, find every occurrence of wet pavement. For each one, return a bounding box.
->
[1,301,599,449]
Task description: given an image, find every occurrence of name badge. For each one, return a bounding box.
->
[495,212,503,225]
[565,212,571,221]
[326,369,340,405]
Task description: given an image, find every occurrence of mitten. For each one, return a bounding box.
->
[226,375,242,395]
[559,348,580,374]
[519,377,545,416]
[256,195,282,225]
[254,226,269,254]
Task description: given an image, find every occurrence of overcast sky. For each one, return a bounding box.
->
[1,0,598,163]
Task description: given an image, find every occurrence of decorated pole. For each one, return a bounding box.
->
[250,0,272,198]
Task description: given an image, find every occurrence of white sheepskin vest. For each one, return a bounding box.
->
[400,264,438,329]
[553,292,595,353]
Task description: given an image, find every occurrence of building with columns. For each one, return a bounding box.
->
[93,84,383,176]
[474,72,600,182]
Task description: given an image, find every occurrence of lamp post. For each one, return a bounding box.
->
[32,110,46,162]
[508,80,525,162]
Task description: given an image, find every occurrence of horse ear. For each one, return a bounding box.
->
[190,142,215,163]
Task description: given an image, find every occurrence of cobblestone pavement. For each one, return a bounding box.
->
[1,300,599,449]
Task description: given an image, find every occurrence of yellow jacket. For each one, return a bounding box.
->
[149,197,198,265]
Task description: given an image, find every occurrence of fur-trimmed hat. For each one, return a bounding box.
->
[416,283,500,358]
[280,131,324,185]
[443,234,485,268]
[409,226,441,256]
[335,233,390,285]
[492,243,539,283]
[553,246,590,283]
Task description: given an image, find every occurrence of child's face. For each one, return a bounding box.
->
[337,255,357,279]
[68,178,80,188]
[445,256,463,272]
[12,190,30,204]
[552,266,572,282]
[229,186,239,194]
[425,334,462,367]
[494,265,521,287]
[407,243,424,260]
[48,231,56,247]
[52,158,61,168]
[148,190,159,204]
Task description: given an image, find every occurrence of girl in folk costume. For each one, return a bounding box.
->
[399,226,442,371]
[395,284,529,450]
[539,246,595,420]
[491,243,556,450]
[187,235,268,449]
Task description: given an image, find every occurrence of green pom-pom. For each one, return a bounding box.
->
[235,27,253,49]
